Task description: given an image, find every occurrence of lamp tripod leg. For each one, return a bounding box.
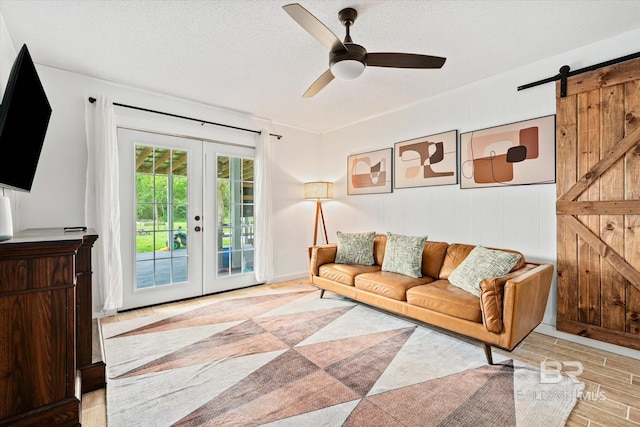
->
[313,201,320,246]
[318,202,328,244]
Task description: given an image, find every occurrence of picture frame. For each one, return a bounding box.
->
[347,148,393,195]
[394,130,458,189]
[460,115,556,189]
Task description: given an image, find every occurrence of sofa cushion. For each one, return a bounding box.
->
[319,263,381,286]
[439,243,526,280]
[406,280,482,323]
[381,232,428,278]
[448,246,522,296]
[335,231,376,265]
[422,241,449,279]
[355,271,434,301]
[373,234,387,266]
[438,244,476,279]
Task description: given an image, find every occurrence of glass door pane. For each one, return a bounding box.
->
[135,146,189,289]
[118,128,203,311]
[216,155,254,276]
[204,144,257,294]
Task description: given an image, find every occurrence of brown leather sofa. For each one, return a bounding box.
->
[308,235,554,364]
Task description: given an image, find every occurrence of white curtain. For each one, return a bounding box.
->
[84,96,123,312]
[254,130,274,283]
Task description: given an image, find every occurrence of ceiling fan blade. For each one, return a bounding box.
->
[367,53,446,69]
[283,3,347,52]
[303,69,334,98]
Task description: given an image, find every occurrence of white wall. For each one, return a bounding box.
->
[318,28,640,358]
[0,13,16,96]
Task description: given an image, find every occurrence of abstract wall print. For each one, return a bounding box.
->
[460,115,556,189]
[394,130,458,188]
[347,148,393,195]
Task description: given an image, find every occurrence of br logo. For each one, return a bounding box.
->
[540,361,584,384]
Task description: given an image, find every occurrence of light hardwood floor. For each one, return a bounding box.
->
[83,280,640,426]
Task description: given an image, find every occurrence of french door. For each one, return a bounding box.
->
[203,142,257,294]
[118,128,257,310]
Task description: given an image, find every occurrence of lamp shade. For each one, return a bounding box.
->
[304,181,334,200]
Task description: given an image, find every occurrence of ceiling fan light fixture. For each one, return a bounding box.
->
[331,59,365,80]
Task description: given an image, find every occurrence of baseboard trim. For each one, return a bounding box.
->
[535,323,640,360]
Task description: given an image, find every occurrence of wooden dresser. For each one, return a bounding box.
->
[0,228,103,426]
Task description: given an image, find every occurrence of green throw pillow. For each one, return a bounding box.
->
[335,231,376,265]
[381,232,428,278]
[448,246,522,296]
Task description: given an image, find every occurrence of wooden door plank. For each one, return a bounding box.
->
[563,215,609,256]
[558,124,640,202]
[563,215,640,291]
[557,318,640,351]
[585,89,603,325]
[600,84,628,331]
[627,269,640,336]
[624,79,640,335]
[577,91,601,325]
[559,59,640,98]
[586,89,602,327]
[557,94,580,322]
[577,91,590,325]
[556,200,640,215]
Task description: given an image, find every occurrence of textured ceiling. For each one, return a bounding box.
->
[1,0,640,133]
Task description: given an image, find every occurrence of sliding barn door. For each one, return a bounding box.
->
[556,57,640,350]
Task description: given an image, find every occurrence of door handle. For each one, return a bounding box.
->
[194,226,202,232]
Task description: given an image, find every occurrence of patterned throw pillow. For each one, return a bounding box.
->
[335,231,376,265]
[448,246,522,296]
[381,232,428,278]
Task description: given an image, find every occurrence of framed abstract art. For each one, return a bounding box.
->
[460,115,556,189]
[347,148,393,195]
[394,130,458,188]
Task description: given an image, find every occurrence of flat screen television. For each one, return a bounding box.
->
[0,44,52,192]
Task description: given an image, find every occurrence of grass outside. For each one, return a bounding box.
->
[135,222,232,253]
[136,222,186,253]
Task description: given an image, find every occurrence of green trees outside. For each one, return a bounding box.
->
[133,153,250,254]
[136,173,188,252]
[136,174,188,223]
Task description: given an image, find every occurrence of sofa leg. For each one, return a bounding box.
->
[319,289,325,298]
[483,343,494,365]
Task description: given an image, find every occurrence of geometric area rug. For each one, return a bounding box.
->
[100,281,583,427]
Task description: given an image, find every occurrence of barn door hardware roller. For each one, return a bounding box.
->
[517,51,640,97]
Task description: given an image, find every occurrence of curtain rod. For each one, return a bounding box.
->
[87,97,282,139]
[517,51,640,97]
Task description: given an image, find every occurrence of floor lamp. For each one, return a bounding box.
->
[304,181,334,246]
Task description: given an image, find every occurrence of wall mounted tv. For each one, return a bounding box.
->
[0,44,52,192]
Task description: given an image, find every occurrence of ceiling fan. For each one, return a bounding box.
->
[283,3,446,98]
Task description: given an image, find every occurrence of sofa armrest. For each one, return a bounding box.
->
[499,263,554,349]
[308,244,338,277]
[480,264,537,333]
